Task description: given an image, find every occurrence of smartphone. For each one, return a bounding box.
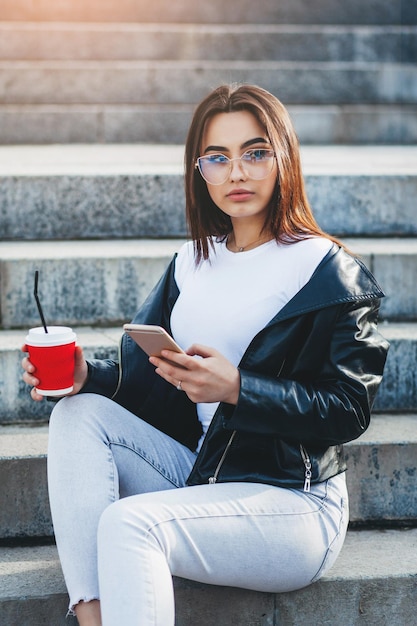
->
[123,324,186,367]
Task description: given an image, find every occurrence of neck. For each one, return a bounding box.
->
[227,231,272,253]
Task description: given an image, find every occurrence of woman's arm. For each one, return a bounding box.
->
[223,299,389,446]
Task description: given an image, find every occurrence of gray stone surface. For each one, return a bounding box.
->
[288,104,417,145]
[0,172,414,238]
[0,238,415,329]
[0,23,413,63]
[0,2,414,147]
[0,0,411,25]
[0,61,414,105]
[0,239,182,328]
[0,146,415,240]
[0,415,414,538]
[1,529,416,625]
[343,238,417,321]
[0,544,76,625]
[1,104,416,144]
[374,322,417,411]
[345,414,417,522]
[0,105,101,143]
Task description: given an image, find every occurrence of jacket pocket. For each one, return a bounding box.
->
[208,430,237,484]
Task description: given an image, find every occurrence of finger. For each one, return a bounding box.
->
[152,350,192,371]
[185,344,217,359]
[153,365,184,390]
[30,387,44,402]
[150,355,185,379]
[74,345,84,362]
[21,344,29,353]
[21,355,35,374]
[23,370,40,388]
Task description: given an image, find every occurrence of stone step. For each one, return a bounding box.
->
[0,238,415,330]
[1,60,414,106]
[0,145,415,239]
[1,23,414,63]
[1,528,416,625]
[0,240,183,330]
[1,103,416,145]
[1,0,413,25]
[0,415,415,540]
[0,322,416,423]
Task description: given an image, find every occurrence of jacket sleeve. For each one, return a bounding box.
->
[223,298,389,446]
[80,359,120,398]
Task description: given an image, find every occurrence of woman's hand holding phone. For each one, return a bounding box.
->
[149,344,240,406]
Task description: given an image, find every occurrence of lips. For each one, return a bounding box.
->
[226,188,254,201]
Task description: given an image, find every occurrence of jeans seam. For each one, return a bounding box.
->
[146,507,328,537]
[108,441,183,488]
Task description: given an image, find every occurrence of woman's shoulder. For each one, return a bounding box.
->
[174,240,196,288]
[273,236,333,268]
[290,236,334,255]
[176,239,195,259]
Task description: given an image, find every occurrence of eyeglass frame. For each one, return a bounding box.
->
[194,148,276,186]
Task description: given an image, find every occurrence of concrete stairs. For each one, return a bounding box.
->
[1,0,417,624]
[1,145,416,624]
[0,0,416,144]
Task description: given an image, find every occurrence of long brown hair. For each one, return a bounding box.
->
[185,83,343,262]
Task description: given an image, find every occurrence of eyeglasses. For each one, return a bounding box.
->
[195,148,275,185]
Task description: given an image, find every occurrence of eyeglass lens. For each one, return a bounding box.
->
[197,149,275,185]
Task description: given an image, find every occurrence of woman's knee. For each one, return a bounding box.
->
[49,393,113,443]
[98,496,158,549]
[98,499,136,549]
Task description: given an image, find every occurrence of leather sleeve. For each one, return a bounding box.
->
[80,358,120,398]
[223,298,389,446]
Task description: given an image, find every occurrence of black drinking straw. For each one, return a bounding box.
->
[34,270,48,333]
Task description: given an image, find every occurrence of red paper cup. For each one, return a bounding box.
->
[25,326,77,396]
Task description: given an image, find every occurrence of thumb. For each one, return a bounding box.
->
[74,344,85,364]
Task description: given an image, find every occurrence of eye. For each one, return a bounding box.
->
[205,153,229,164]
[242,149,271,162]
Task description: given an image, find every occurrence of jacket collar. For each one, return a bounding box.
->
[269,244,385,324]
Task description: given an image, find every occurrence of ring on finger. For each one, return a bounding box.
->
[176,380,182,391]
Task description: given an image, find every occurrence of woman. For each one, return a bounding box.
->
[22,84,389,626]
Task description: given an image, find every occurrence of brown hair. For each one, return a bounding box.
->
[184,83,343,262]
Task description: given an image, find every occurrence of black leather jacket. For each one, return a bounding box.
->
[83,243,389,490]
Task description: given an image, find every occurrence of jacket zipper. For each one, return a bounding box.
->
[206,358,285,485]
[300,444,312,492]
[208,431,237,484]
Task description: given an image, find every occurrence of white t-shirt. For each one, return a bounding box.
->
[171,236,333,451]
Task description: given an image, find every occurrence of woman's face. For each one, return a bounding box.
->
[199,110,278,228]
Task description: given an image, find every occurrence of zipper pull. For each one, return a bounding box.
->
[304,466,312,493]
[207,431,237,485]
[300,445,312,493]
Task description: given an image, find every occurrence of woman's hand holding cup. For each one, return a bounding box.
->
[22,327,88,401]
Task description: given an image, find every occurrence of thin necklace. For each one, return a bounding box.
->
[227,233,272,253]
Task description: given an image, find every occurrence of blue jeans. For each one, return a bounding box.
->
[48,393,349,626]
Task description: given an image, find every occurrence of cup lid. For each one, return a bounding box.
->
[25,326,76,346]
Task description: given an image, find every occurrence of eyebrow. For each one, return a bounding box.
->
[203,137,269,154]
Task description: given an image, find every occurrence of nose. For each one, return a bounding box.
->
[229,157,248,182]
